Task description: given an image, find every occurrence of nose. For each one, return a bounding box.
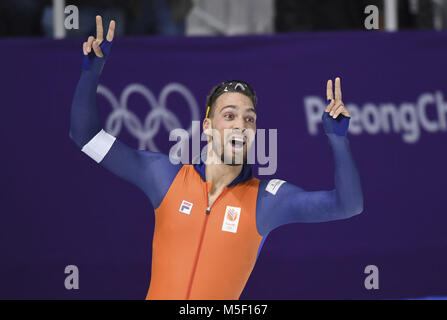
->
[232,115,247,132]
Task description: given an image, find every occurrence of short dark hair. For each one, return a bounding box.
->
[205,80,257,118]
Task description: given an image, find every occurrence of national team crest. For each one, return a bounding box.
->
[222,206,241,233]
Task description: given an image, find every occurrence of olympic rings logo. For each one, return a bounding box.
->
[97,83,201,152]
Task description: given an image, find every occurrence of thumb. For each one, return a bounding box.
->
[92,40,104,58]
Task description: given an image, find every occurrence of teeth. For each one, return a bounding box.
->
[230,136,244,142]
[229,135,245,148]
[231,139,244,148]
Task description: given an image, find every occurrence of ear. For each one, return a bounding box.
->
[203,117,212,139]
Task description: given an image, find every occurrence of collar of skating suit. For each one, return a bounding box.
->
[193,155,253,187]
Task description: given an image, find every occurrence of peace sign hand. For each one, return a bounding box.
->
[81,16,115,73]
[325,77,350,119]
[322,77,350,136]
[82,15,115,58]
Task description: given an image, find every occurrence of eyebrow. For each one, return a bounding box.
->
[219,105,257,115]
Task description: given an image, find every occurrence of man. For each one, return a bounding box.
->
[69,16,363,300]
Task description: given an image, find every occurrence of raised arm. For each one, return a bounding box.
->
[69,16,180,209]
[256,77,364,236]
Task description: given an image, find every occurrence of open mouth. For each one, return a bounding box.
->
[229,136,246,150]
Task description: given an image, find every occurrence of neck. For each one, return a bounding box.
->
[204,145,243,190]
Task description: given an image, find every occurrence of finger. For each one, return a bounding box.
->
[106,20,115,42]
[326,79,334,101]
[328,99,342,114]
[82,42,88,55]
[341,108,351,117]
[86,36,95,53]
[92,40,104,57]
[325,99,335,112]
[329,101,343,116]
[332,104,345,118]
[96,15,104,41]
[335,77,342,101]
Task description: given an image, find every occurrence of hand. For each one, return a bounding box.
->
[325,77,350,119]
[82,15,115,58]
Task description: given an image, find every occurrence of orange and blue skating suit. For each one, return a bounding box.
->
[69,40,364,299]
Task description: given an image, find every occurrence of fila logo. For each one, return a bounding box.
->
[222,206,241,233]
[179,200,193,215]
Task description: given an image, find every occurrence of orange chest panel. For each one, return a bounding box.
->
[146,165,263,300]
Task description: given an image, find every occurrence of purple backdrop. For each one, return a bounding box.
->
[1,30,446,299]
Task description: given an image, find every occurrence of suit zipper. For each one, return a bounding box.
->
[185,184,228,299]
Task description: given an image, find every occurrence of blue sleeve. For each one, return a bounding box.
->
[99,141,181,209]
[256,112,364,236]
[69,40,181,209]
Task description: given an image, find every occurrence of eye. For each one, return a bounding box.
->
[246,117,255,123]
[224,113,234,120]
